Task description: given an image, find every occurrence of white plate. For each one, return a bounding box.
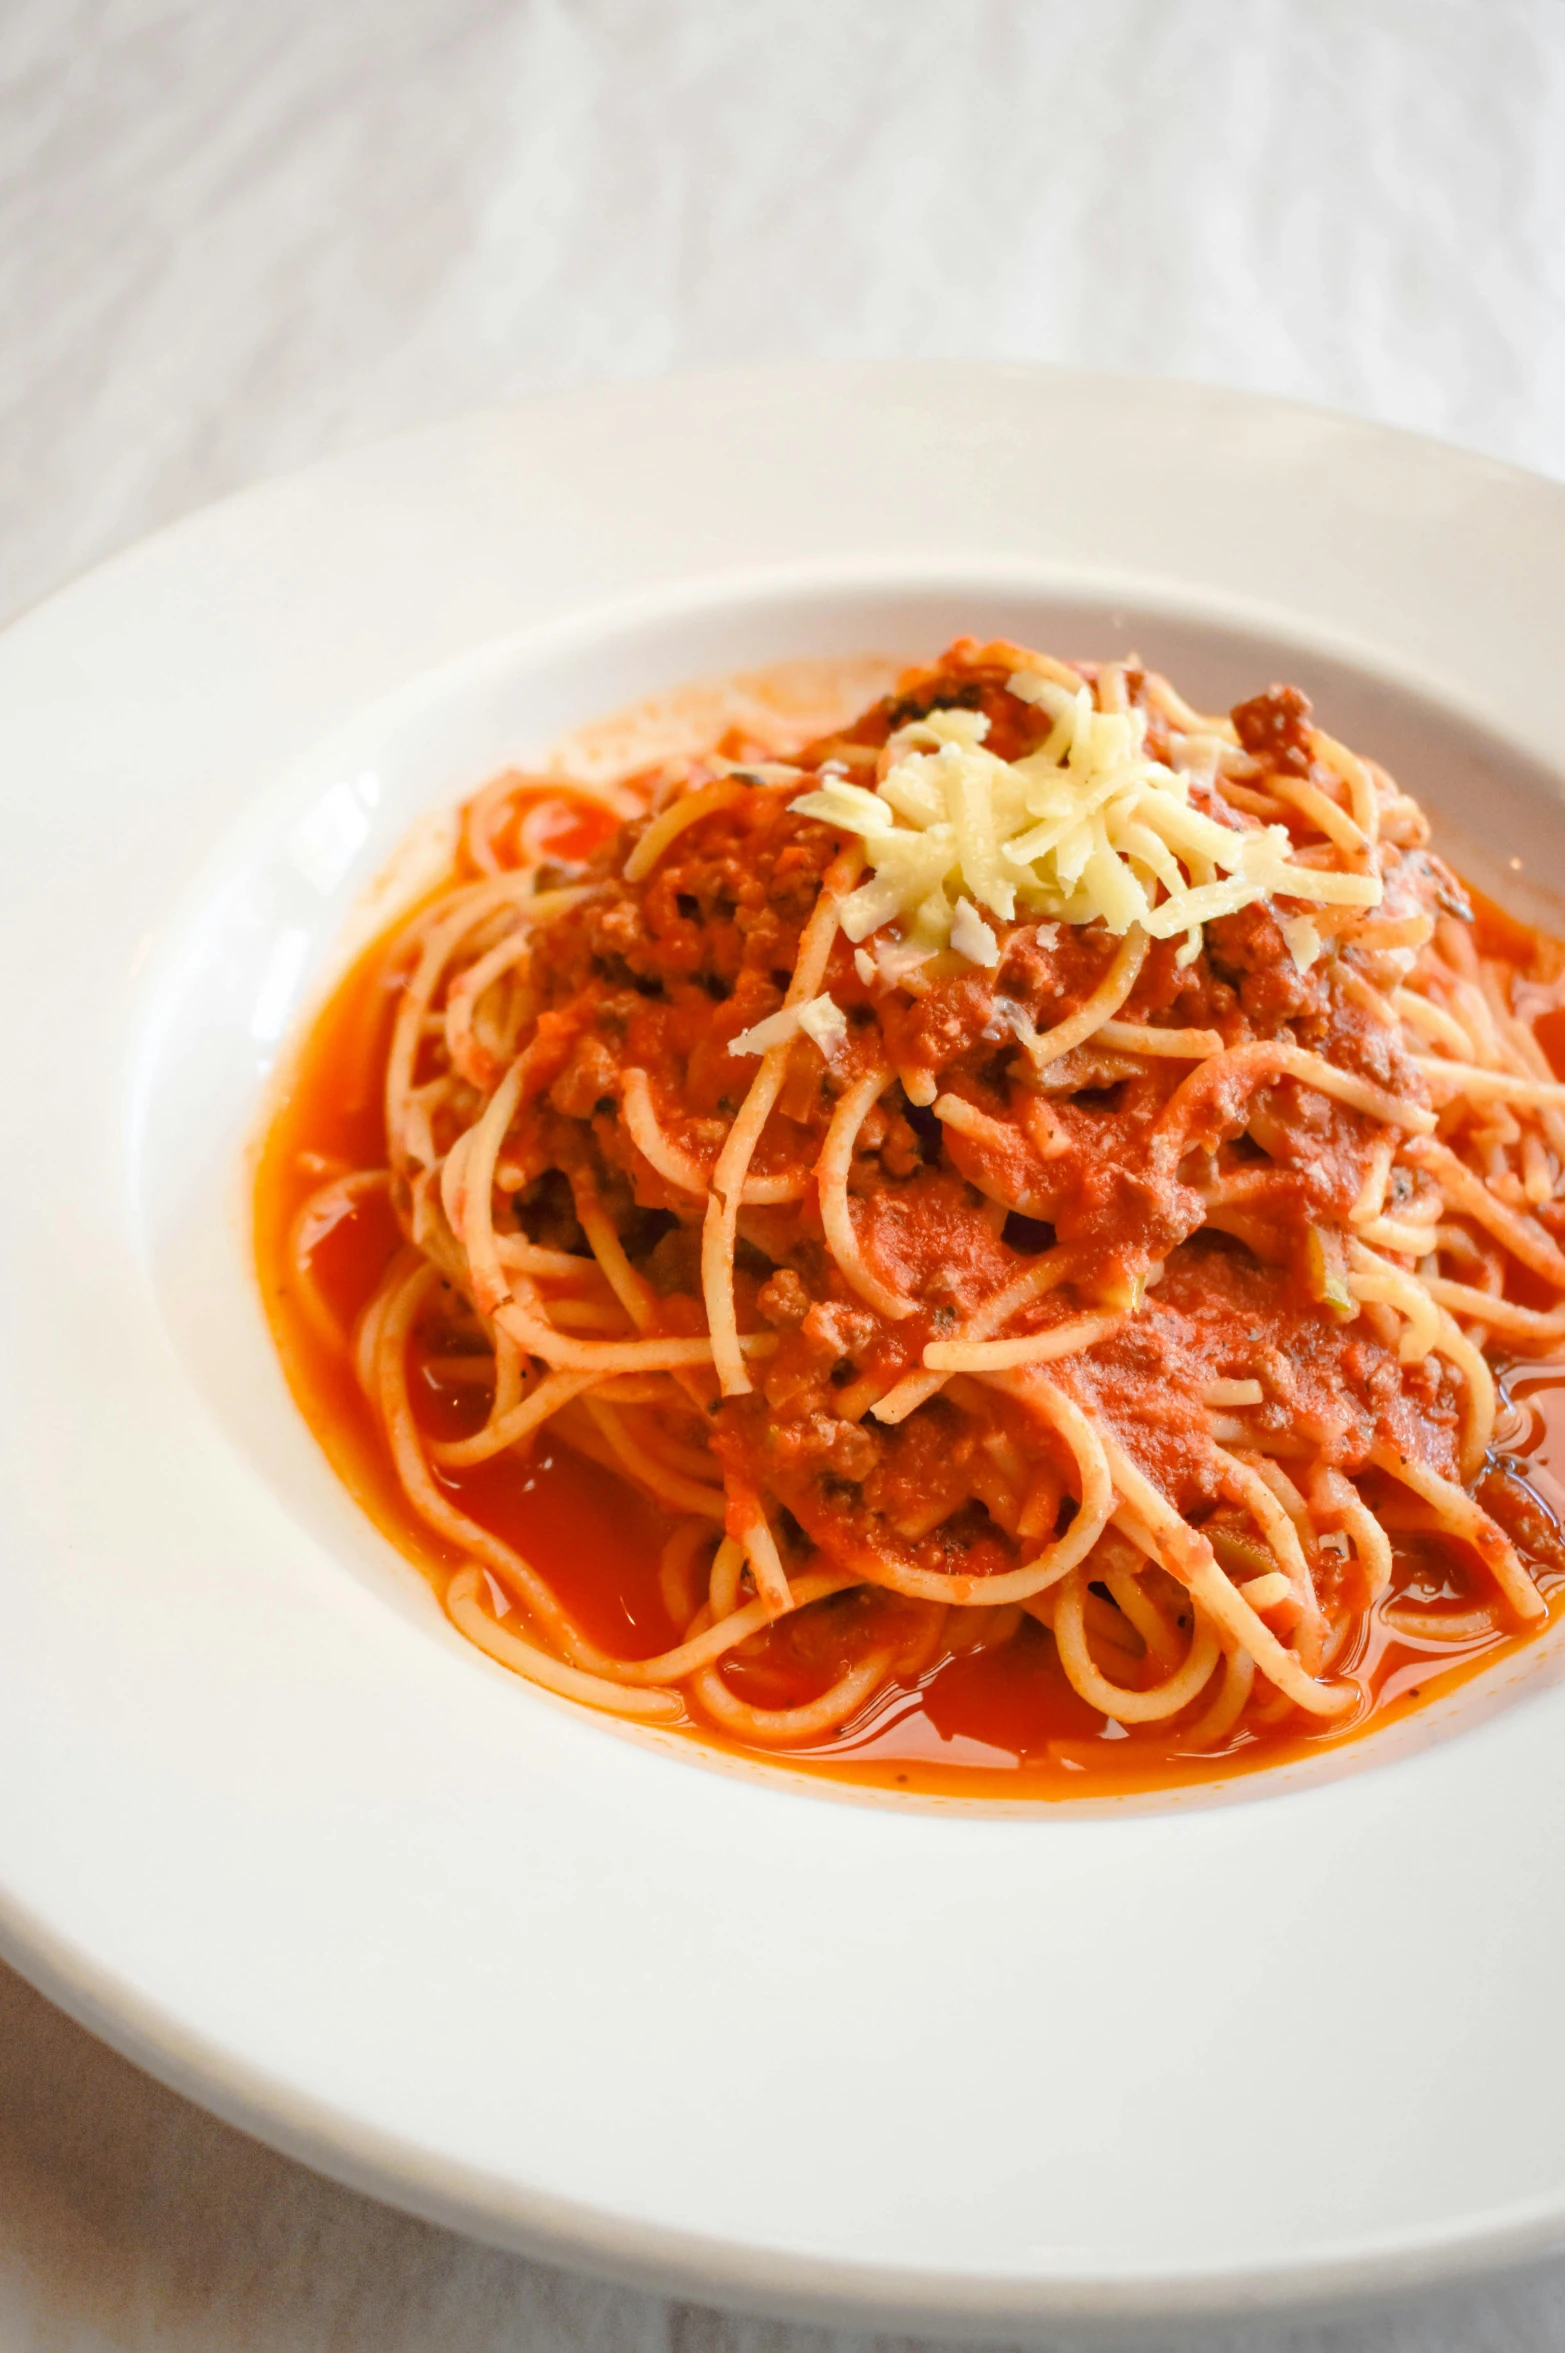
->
[5,366,1565,2339]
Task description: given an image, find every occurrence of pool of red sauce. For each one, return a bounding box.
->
[253,837,1565,1800]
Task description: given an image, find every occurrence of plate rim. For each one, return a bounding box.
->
[7,1862,1565,2342]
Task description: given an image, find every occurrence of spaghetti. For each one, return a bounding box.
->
[256,643,1565,1796]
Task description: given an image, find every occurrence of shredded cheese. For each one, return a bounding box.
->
[728,993,845,1060]
[798,995,849,1056]
[1281,914,1323,971]
[950,896,1000,967]
[790,672,1381,968]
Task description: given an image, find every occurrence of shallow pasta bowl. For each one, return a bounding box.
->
[4,365,1565,2337]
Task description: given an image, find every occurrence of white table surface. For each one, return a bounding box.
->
[5,1,1565,2345]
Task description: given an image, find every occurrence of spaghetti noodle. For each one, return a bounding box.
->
[256,643,1565,1795]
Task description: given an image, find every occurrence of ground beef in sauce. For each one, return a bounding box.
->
[458,643,1463,1589]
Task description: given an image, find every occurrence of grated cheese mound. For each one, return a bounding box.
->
[790,670,1382,969]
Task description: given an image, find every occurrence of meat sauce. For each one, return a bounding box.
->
[254,811,1565,1801]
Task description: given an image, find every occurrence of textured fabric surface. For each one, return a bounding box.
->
[4,2,1565,2345]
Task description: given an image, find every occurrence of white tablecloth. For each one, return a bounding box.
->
[5,2,1565,2344]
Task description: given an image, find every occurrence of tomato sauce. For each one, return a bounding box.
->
[255,896,1565,1802]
